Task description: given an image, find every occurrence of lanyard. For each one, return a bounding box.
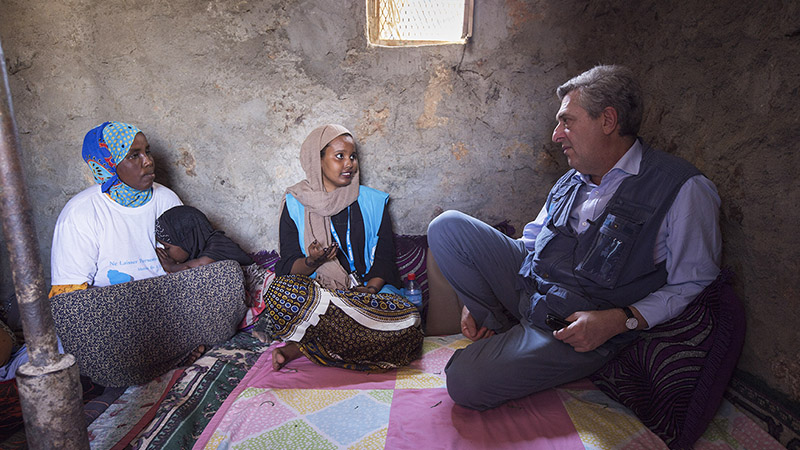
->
[330,207,356,273]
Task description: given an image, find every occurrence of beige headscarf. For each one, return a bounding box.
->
[285,124,359,290]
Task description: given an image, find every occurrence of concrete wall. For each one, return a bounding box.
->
[1,1,798,405]
[559,0,800,404]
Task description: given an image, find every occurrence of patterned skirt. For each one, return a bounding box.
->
[259,275,424,371]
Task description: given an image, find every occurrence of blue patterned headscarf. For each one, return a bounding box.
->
[82,121,153,207]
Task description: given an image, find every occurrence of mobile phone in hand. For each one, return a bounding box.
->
[545,313,572,331]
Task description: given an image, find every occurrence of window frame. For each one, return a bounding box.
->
[366,0,474,47]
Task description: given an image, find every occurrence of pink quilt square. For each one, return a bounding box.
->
[247,344,398,390]
[214,389,297,435]
[385,388,583,449]
[405,346,454,377]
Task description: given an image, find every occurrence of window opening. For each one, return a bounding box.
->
[367,0,473,47]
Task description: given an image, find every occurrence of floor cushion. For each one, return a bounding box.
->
[50,260,247,387]
[590,269,746,449]
[394,234,430,305]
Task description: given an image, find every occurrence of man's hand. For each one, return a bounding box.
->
[460,306,495,341]
[552,309,629,352]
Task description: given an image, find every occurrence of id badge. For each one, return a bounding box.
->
[347,272,363,289]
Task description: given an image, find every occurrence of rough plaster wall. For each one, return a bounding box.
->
[0,2,567,305]
[1,0,798,404]
[553,0,800,402]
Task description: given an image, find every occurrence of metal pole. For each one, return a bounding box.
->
[0,39,89,448]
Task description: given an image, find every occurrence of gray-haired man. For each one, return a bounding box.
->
[427,65,722,410]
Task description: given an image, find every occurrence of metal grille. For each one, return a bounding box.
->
[377,0,466,42]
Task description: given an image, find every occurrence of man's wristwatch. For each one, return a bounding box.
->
[622,306,639,330]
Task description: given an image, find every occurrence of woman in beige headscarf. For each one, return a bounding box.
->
[258,124,423,371]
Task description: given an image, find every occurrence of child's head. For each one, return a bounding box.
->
[158,240,189,263]
[155,205,216,262]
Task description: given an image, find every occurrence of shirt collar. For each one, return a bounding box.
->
[573,138,642,185]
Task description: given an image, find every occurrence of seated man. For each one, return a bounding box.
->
[427,65,721,410]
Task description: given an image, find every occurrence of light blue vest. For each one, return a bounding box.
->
[519,141,701,346]
[285,186,389,277]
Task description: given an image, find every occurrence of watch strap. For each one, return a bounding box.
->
[622,306,634,319]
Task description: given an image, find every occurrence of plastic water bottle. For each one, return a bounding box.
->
[403,273,423,309]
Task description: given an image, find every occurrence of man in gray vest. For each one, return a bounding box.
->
[427,65,722,410]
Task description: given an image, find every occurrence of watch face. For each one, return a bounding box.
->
[626,317,639,330]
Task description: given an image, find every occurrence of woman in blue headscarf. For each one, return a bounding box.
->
[49,121,183,296]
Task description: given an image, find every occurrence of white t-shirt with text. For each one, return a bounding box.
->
[51,183,182,287]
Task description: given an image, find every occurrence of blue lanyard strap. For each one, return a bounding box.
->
[330,207,356,273]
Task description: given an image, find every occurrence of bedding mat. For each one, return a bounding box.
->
[193,334,784,449]
[124,332,271,449]
[87,369,183,449]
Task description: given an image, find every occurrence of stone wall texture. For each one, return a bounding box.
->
[1,0,798,404]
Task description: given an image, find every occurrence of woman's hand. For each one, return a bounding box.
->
[351,284,383,294]
[352,285,378,294]
[289,241,339,276]
[352,277,384,294]
[305,240,338,268]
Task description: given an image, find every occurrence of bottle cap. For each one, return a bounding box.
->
[407,273,416,281]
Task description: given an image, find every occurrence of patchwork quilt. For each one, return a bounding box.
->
[192,334,783,450]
